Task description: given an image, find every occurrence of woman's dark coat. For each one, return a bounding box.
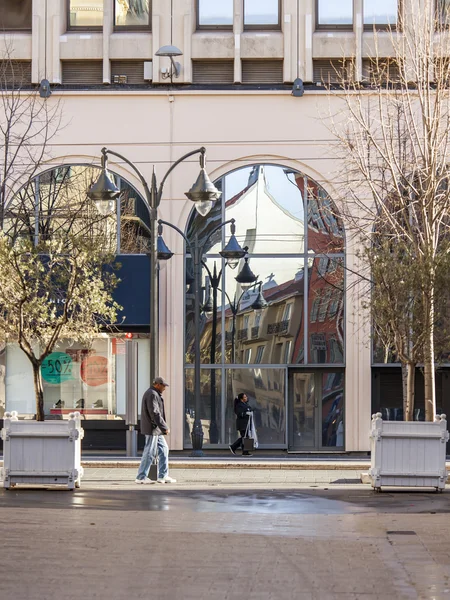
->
[234,399,253,431]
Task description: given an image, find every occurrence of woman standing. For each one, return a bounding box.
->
[229,393,253,456]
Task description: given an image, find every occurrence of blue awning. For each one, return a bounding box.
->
[112,254,150,327]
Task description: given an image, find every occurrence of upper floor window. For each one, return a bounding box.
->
[114,0,151,30]
[0,0,32,30]
[363,0,398,29]
[197,0,233,29]
[437,0,450,26]
[68,0,103,29]
[316,0,353,30]
[244,0,280,29]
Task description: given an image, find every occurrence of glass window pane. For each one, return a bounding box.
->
[363,0,398,25]
[244,0,279,25]
[223,257,305,364]
[69,0,103,27]
[318,0,353,26]
[115,0,150,27]
[0,0,32,30]
[198,0,233,26]
[224,165,306,255]
[308,258,344,364]
[226,368,286,445]
[307,179,345,253]
[184,368,222,445]
[438,0,450,25]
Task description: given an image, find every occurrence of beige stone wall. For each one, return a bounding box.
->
[11,88,370,450]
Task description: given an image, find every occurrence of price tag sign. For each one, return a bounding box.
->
[80,355,109,387]
[41,352,73,384]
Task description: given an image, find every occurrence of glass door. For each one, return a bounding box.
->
[288,370,344,450]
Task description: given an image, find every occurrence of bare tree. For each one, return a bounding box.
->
[328,0,450,420]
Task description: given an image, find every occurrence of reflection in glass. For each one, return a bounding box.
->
[308,258,344,364]
[363,0,398,26]
[226,368,285,445]
[317,0,353,26]
[69,0,103,27]
[244,0,279,25]
[225,165,305,255]
[291,371,344,449]
[115,0,150,27]
[0,0,32,30]
[223,257,305,364]
[307,180,345,253]
[185,369,222,445]
[198,0,233,26]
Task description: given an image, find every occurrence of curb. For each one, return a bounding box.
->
[81,460,369,470]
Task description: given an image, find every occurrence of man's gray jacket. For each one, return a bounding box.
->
[140,386,168,436]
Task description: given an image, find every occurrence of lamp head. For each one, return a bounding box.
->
[88,168,120,216]
[185,168,221,216]
[235,257,257,284]
[219,220,246,268]
[250,285,268,314]
[157,234,174,261]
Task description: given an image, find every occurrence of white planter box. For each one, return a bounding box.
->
[1,411,84,490]
[368,413,449,491]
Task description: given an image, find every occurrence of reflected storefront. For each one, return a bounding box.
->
[184,163,346,450]
[0,165,152,448]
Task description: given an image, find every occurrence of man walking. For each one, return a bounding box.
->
[135,376,177,484]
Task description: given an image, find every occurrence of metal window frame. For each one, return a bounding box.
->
[243,0,282,30]
[113,0,152,32]
[196,0,233,30]
[362,0,400,31]
[315,0,353,31]
[66,0,103,31]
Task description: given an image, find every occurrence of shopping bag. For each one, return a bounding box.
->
[149,458,158,481]
[247,413,259,449]
[243,437,255,452]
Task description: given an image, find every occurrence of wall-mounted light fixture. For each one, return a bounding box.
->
[155,45,182,80]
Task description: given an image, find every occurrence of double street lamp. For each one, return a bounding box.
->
[87,146,221,388]
[87,146,248,455]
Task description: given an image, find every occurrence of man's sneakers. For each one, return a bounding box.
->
[156,475,177,484]
[229,445,237,455]
[135,477,154,484]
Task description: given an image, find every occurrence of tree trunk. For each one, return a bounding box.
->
[32,362,45,421]
[423,291,436,422]
[402,361,415,421]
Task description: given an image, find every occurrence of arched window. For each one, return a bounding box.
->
[184,163,345,448]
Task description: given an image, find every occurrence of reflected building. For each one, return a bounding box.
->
[185,163,346,450]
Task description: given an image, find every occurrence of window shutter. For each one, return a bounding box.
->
[0,60,32,86]
[241,60,284,84]
[110,61,151,84]
[362,59,401,84]
[192,60,234,84]
[313,59,353,84]
[61,60,103,84]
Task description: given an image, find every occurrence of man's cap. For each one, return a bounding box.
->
[153,376,169,387]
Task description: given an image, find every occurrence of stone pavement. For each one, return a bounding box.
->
[2,467,450,600]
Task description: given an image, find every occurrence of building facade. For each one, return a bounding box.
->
[1,0,449,452]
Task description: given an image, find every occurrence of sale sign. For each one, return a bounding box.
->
[41,352,73,384]
[80,355,109,387]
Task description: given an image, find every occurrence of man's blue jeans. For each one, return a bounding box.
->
[136,434,169,480]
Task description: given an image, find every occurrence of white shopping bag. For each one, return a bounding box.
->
[246,413,259,449]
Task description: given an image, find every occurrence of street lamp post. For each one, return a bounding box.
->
[201,254,259,443]
[87,146,221,387]
[157,218,247,456]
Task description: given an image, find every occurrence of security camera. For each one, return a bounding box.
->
[292,78,304,97]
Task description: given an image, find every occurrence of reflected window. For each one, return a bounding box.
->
[68,0,103,29]
[244,0,280,28]
[197,0,233,28]
[114,0,151,29]
[0,0,32,30]
[363,0,398,28]
[437,0,450,25]
[317,0,353,29]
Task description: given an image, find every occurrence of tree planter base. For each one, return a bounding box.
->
[1,411,84,490]
[368,413,449,492]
